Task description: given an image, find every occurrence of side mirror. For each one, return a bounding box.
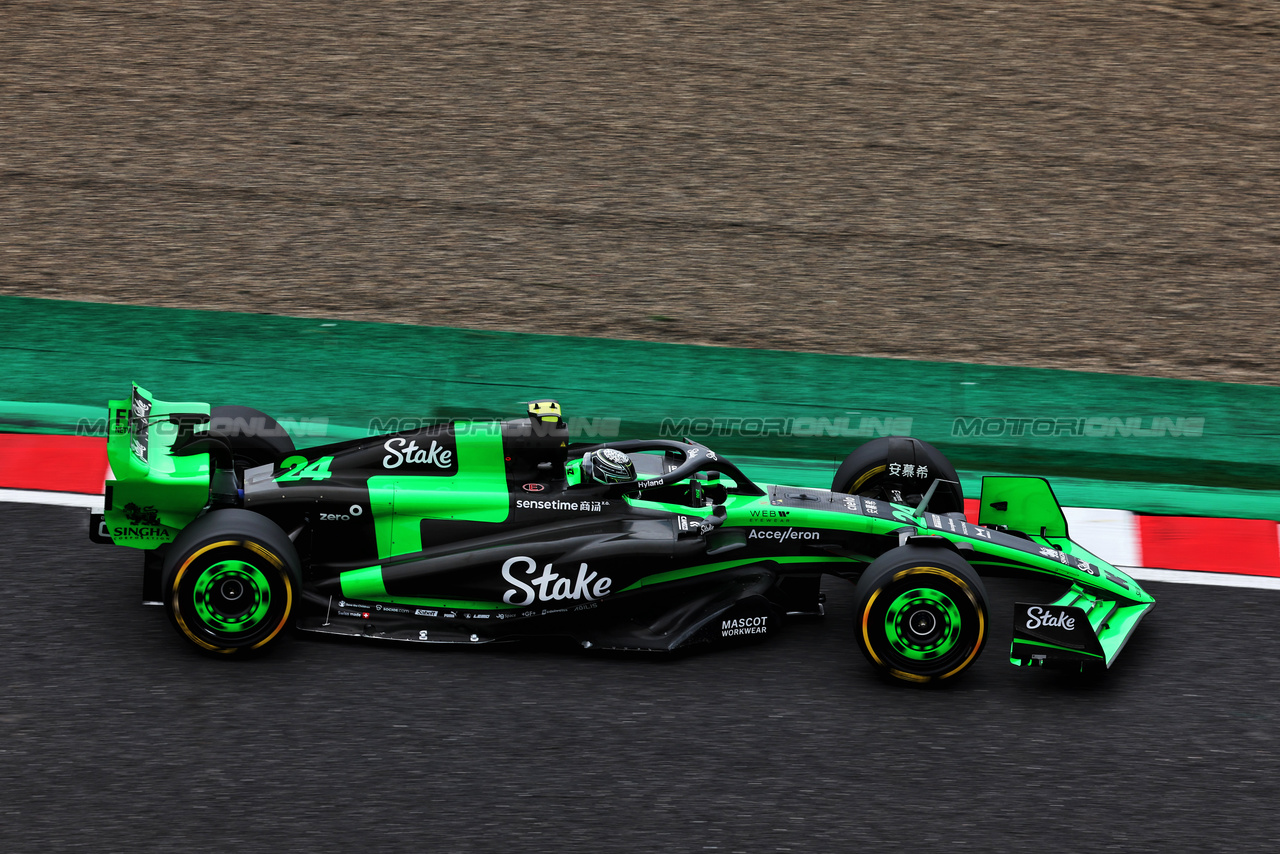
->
[694,470,729,505]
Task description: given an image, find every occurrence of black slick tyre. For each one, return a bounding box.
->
[832,437,964,514]
[161,509,299,656]
[853,546,988,683]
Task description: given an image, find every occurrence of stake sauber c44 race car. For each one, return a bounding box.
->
[91,385,1154,683]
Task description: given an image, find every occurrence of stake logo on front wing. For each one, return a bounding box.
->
[501,556,613,606]
[1024,606,1076,631]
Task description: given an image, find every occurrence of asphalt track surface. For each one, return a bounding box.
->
[4,502,1280,852]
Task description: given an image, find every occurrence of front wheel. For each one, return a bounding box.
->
[832,436,964,514]
[853,546,988,683]
[162,509,299,655]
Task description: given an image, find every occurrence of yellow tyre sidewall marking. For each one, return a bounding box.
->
[850,464,886,493]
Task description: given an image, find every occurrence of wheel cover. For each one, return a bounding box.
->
[191,559,272,632]
[883,587,962,661]
[860,566,986,681]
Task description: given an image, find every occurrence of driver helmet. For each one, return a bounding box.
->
[583,448,636,485]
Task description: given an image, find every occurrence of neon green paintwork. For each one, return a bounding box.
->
[193,559,272,632]
[366,423,509,559]
[339,565,522,610]
[978,476,1068,537]
[1010,638,1104,662]
[103,384,210,548]
[884,587,962,662]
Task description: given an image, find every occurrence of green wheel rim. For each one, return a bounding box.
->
[884,587,963,662]
[192,559,272,633]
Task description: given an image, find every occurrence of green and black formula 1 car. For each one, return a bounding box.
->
[91,384,1154,683]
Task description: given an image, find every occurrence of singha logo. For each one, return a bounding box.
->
[123,503,161,525]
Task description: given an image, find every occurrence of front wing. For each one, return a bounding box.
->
[1011,585,1154,669]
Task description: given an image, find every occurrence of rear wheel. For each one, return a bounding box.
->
[853,546,988,683]
[832,436,964,514]
[162,509,298,655]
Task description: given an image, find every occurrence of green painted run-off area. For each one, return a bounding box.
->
[3,296,1279,518]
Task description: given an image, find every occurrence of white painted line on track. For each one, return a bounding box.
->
[0,488,103,511]
[1122,566,1280,591]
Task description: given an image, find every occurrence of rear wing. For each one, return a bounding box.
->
[103,384,211,549]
